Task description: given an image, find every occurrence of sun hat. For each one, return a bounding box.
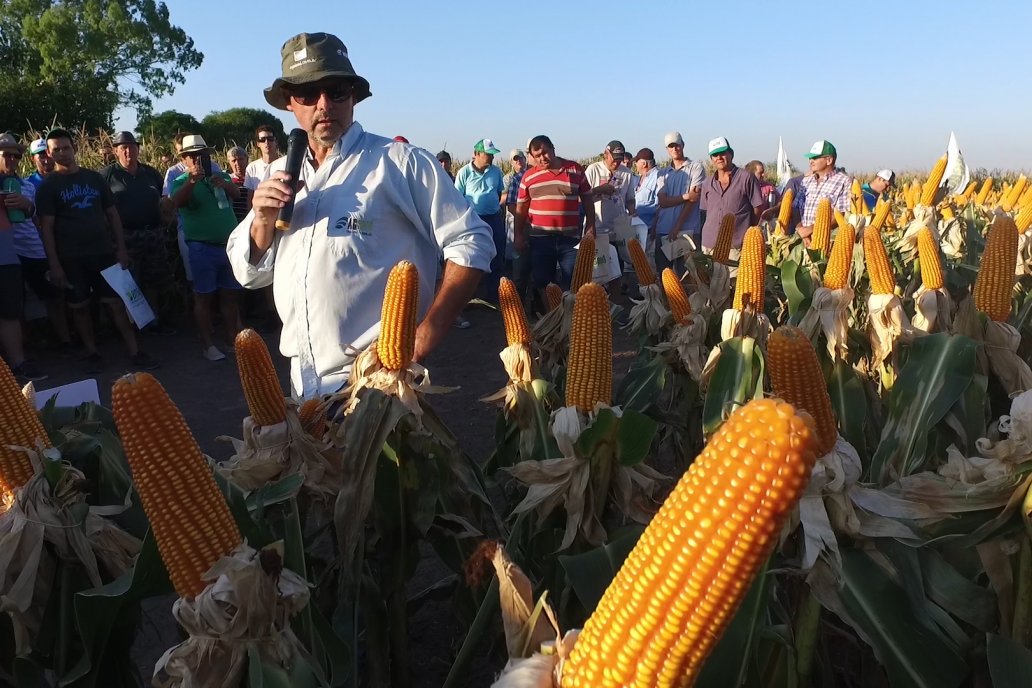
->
[0,133,26,154]
[707,137,731,156]
[178,134,214,156]
[474,138,500,154]
[264,32,371,110]
[807,140,837,159]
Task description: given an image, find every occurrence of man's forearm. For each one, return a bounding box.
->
[581,198,596,234]
[39,218,59,264]
[171,180,196,208]
[657,192,685,209]
[248,216,277,265]
[413,261,482,363]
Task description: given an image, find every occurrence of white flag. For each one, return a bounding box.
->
[776,136,793,191]
[944,131,970,195]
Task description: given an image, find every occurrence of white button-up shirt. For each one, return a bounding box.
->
[227,122,494,398]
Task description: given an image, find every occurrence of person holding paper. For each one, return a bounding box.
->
[655,131,705,270]
[34,129,159,372]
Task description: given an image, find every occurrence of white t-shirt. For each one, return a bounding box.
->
[244,158,277,191]
[584,161,634,233]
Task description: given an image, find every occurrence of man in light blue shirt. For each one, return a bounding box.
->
[455,138,505,303]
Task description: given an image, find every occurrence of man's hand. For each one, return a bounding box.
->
[116,246,130,268]
[593,183,616,197]
[252,172,300,229]
[4,192,32,212]
[514,231,528,255]
[686,185,701,203]
[582,226,596,240]
[48,262,67,289]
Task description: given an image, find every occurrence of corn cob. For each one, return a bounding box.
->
[234,329,286,427]
[975,177,994,206]
[767,326,839,455]
[570,235,596,294]
[917,227,944,290]
[849,178,864,215]
[864,227,896,295]
[776,188,794,235]
[1019,184,1032,209]
[0,357,50,494]
[1016,202,1032,233]
[1002,175,1028,212]
[811,198,832,255]
[961,180,978,199]
[870,198,891,233]
[499,277,532,346]
[565,282,612,411]
[973,215,1018,322]
[561,398,818,688]
[940,205,955,221]
[376,261,419,371]
[732,227,766,311]
[712,213,735,264]
[298,397,327,438]
[661,268,692,324]
[627,238,656,286]
[545,283,563,313]
[920,155,948,207]
[112,373,242,599]
[824,223,855,290]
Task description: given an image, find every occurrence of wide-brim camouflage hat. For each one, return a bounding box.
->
[264,32,372,110]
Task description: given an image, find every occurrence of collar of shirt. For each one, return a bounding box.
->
[707,164,739,193]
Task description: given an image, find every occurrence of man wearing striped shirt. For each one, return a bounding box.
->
[796,140,851,241]
[514,135,595,295]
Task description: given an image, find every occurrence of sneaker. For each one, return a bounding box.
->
[11,361,48,382]
[453,316,471,330]
[85,352,104,374]
[203,345,226,361]
[130,351,161,371]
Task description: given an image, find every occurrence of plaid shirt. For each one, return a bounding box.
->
[503,170,524,205]
[797,170,851,225]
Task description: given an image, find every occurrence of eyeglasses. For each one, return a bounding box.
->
[1,152,22,160]
[257,136,276,143]
[288,81,354,106]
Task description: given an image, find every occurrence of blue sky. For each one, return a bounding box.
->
[116,1,1032,173]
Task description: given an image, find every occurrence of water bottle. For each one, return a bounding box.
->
[2,177,25,223]
[213,185,230,210]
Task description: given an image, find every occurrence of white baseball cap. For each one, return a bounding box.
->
[707,137,731,156]
[664,131,684,147]
[876,169,896,185]
[509,148,525,160]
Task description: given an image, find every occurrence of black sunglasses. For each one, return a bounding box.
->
[257,136,276,143]
[288,82,354,106]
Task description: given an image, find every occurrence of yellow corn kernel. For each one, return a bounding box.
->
[112,373,242,599]
[1002,175,1028,213]
[560,398,818,688]
[499,277,532,346]
[870,198,891,233]
[376,261,419,371]
[920,155,948,207]
[961,180,978,199]
[767,326,839,455]
[917,227,944,290]
[1019,184,1032,209]
[661,268,692,325]
[811,198,832,255]
[627,238,656,286]
[940,205,955,221]
[712,213,735,264]
[975,177,994,206]
[0,358,50,494]
[570,235,596,295]
[776,188,794,235]
[545,283,563,313]
[1016,202,1032,233]
[823,223,855,291]
[864,227,896,295]
[565,283,611,411]
[298,398,327,438]
[732,227,766,311]
[233,329,285,427]
[849,178,864,215]
[974,215,1019,322]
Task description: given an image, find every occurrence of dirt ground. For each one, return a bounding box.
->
[28,290,639,687]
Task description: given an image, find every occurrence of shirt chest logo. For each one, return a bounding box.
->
[333,213,373,236]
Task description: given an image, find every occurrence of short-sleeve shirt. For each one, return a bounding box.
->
[100,162,164,229]
[516,161,591,236]
[797,171,851,225]
[502,170,525,207]
[170,172,239,244]
[35,168,116,259]
[584,161,635,233]
[454,163,504,215]
[5,177,45,261]
[655,160,706,237]
[244,158,274,191]
[699,165,764,249]
[634,167,662,228]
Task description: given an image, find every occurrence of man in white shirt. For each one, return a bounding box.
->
[584,140,635,286]
[244,125,280,190]
[227,32,494,398]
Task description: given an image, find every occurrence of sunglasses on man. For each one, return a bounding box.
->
[288,81,354,106]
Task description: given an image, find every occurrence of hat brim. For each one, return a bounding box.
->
[179,145,214,156]
[709,146,730,156]
[481,148,500,155]
[264,73,372,110]
[0,143,26,154]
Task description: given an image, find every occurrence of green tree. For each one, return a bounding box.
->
[0,0,203,132]
[136,109,204,145]
[200,108,285,148]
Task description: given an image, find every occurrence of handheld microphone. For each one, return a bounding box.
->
[275,128,309,230]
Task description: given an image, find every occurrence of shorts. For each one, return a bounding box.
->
[0,264,23,319]
[61,254,120,307]
[18,255,56,300]
[186,241,241,294]
[124,226,173,291]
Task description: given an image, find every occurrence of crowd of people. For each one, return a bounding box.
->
[0,29,898,395]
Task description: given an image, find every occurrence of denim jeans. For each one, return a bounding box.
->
[529,234,580,290]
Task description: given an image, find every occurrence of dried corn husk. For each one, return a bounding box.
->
[337,343,454,420]
[799,287,854,360]
[650,314,709,381]
[983,320,1032,396]
[912,286,952,334]
[624,283,671,337]
[867,293,915,373]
